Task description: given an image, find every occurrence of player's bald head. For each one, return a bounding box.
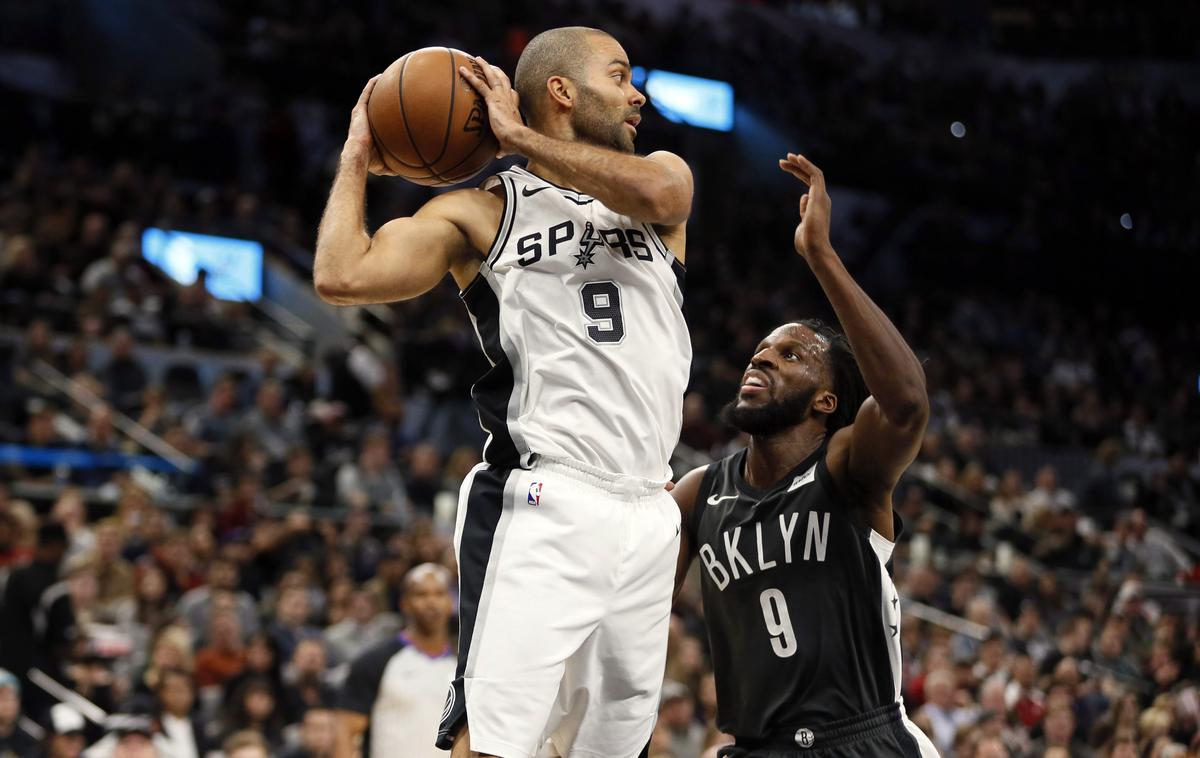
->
[515,26,613,124]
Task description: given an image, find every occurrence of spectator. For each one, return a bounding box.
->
[177,557,258,647]
[280,638,336,725]
[100,328,146,415]
[0,523,68,677]
[92,519,134,604]
[337,563,455,758]
[335,430,409,519]
[50,489,95,565]
[279,707,336,758]
[323,589,401,666]
[917,668,976,755]
[221,730,269,758]
[154,668,208,758]
[0,669,38,757]
[44,703,87,758]
[658,680,705,758]
[268,587,319,664]
[237,380,301,463]
[219,678,284,753]
[193,611,246,689]
[1025,705,1094,757]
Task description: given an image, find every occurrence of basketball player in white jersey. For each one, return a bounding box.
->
[314,27,692,758]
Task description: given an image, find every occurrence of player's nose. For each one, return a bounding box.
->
[629,86,646,107]
[750,351,776,370]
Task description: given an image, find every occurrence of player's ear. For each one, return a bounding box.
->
[546,75,574,111]
[813,390,837,417]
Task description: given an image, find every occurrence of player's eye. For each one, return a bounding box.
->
[785,351,798,360]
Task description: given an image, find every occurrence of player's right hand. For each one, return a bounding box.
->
[344,75,396,176]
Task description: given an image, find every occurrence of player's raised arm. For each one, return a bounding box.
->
[780,153,928,535]
[459,41,693,228]
[313,77,486,305]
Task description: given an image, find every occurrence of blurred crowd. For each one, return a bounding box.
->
[2,0,1199,757]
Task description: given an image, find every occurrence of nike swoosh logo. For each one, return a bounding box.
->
[707,493,739,505]
[521,186,551,196]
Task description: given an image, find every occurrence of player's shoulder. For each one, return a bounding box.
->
[416,186,503,221]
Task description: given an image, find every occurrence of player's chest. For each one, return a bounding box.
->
[497,203,671,278]
[697,483,859,593]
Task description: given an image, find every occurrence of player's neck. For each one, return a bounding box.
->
[524,121,584,192]
[744,426,825,490]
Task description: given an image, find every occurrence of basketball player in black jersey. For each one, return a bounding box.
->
[671,154,941,757]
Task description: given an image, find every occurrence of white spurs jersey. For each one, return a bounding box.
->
[461,165,691,481]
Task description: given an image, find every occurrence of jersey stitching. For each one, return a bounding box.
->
[485,176,517,267]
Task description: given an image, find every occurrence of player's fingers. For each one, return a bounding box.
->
[475,56,500,87]
[790,154,824,187]
[458,66,490,98]
[355,75,381,109]
[490,65,512,89]
[779,160,811,186]
[800,193,809,216]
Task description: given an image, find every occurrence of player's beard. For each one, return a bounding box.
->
[571,84,636,153]
[721,385,818,437]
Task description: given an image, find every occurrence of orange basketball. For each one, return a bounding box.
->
[367,47,499,186]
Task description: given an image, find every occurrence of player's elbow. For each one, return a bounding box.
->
[639,180,692,226]
[889,394,930,433]
[313,271,359,305]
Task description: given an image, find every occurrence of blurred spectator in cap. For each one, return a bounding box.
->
[0,669,38,757]
[153,667,208,758]
[658,679,703,758]
[279,707,335,758]
[45,703,86,758]
[0,522,68,677]
[82,713,158,758]
[363,545,409,615]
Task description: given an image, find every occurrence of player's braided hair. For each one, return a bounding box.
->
[795,318,868,433]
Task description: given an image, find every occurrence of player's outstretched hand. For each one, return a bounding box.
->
[459,57,524,158]
[345,75,396,176]
[779,153,833,262]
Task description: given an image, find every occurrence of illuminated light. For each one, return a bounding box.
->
[1120,213,1133,230]
[142,228,264,302]
[631,66,734,132]
[950,121,966,138]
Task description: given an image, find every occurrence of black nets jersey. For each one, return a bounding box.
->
[688,444,907,738]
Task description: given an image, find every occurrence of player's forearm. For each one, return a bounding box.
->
[313,150,374,302]
[511,128,689,224]
[807,247,928,426]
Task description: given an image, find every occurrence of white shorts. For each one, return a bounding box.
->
[436,457,680,758]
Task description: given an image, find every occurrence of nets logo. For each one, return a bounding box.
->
[527,482,544,506]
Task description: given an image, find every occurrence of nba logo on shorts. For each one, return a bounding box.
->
[527,482,543,506]
[795,727,815,749]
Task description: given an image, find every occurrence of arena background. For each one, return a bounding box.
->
[1,1,1198,756]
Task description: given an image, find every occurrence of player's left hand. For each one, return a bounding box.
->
[459,57,524,158]
[779,153,833,262]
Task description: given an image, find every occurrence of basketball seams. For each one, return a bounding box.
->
[426,47,457,167]
[397,52,454,185]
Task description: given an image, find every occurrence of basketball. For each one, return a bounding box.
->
[367,47,499,186]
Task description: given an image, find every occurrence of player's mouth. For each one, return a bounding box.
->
[739,370,770,396]
[625,115,640,136]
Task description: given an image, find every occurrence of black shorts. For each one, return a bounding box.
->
[718,703,934,758]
